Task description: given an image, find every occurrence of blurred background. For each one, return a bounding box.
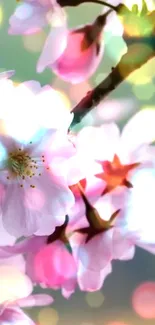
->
[1,0,155,324]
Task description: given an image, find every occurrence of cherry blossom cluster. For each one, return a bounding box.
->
[1,0,155,324]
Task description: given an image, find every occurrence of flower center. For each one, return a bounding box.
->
[96,154,140,195]
[7,150,33,177]
[5,146,49,188]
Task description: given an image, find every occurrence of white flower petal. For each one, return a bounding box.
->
[121,109,155,156]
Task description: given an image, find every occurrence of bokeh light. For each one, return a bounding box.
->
[106,321,130,325]
[69,81,92,102]
[125,168,155,243]
[94,73,107,85]
[127,59,155,85]
[0,6,3,25]
[55,89,71,110]
[23,31,46,53]
[132,82,154,100]
[146,0,155,10]
[0,266,32,304]
[132,281,155,319]
[38,307,59,325]
[96,98,136,122]
[85,291,105,308]
[80,323,94,325]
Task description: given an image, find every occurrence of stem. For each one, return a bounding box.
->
[77,182,105,230]
[70,34,155,128]
[57,0,117,9]
[47,215,69,244]
[90,0,116,10]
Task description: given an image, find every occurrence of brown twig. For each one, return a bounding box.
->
[70,34,155,129]
[57,0,116,9]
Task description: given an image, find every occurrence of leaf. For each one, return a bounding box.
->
[132,4,138,15]
[141,0,148,16]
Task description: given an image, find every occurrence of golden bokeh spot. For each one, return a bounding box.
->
[13,80,20,87]
[0,7,3,25]
[0,120,8,135]
[38,308,59,325]
[23,30,46,53]
[146,0,155,11]
[55,90,71,111]
[85,292,105,308]
[118,43,153,79]
[141,104,155,111]
[132,82,155,100]
[127,59,154,85]
[0,266,32,304]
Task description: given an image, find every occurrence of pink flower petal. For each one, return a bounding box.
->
[121,109,155,156]
[0,254,26,273]
[16,294,53,308]
[76,124,120,162]
[50,28,104,83]
[1,164,74,237]
[9,3,47,35]
[113,229,135,260]
[34,240,77,290]
[31,170,74,229]
[37,25,68,72]
[71,230,113,272]
[2,183,41,237]
[0,236,46,258]
[0,307,35,325]
[137,241,155,255]
[0,70,15,80]
[78,262,112,291]
[0,134,21,153]
[0,213,16,246]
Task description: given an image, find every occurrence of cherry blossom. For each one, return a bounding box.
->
[0,275,53,324]
[9,0,68,65]
[37,13,107,83]
[68,181,136,291]
[0,222,77,298]
[0,76,78,238]
[37,7,123,83]
[0,129,76,237]
[0,249,53,323]
[70,109,155,199]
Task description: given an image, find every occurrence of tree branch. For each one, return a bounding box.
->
[70,35,155,129]
[57,0,116,8]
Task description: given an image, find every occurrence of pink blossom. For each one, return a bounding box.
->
[37,12,110,83]
[0,70,15,80]
[0,306,36,325]
[9,0,67,65]
[0,130,76,237]
[0,235,77,298]
[0,77,78,238]
[0,251,53,323]
[69,208,135,291]
[120,167,155,248]
[0,291,53,325]
[34,239,77,298]
[68,182,136,291]
[0,294,53,325]
[71,109,155,199]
